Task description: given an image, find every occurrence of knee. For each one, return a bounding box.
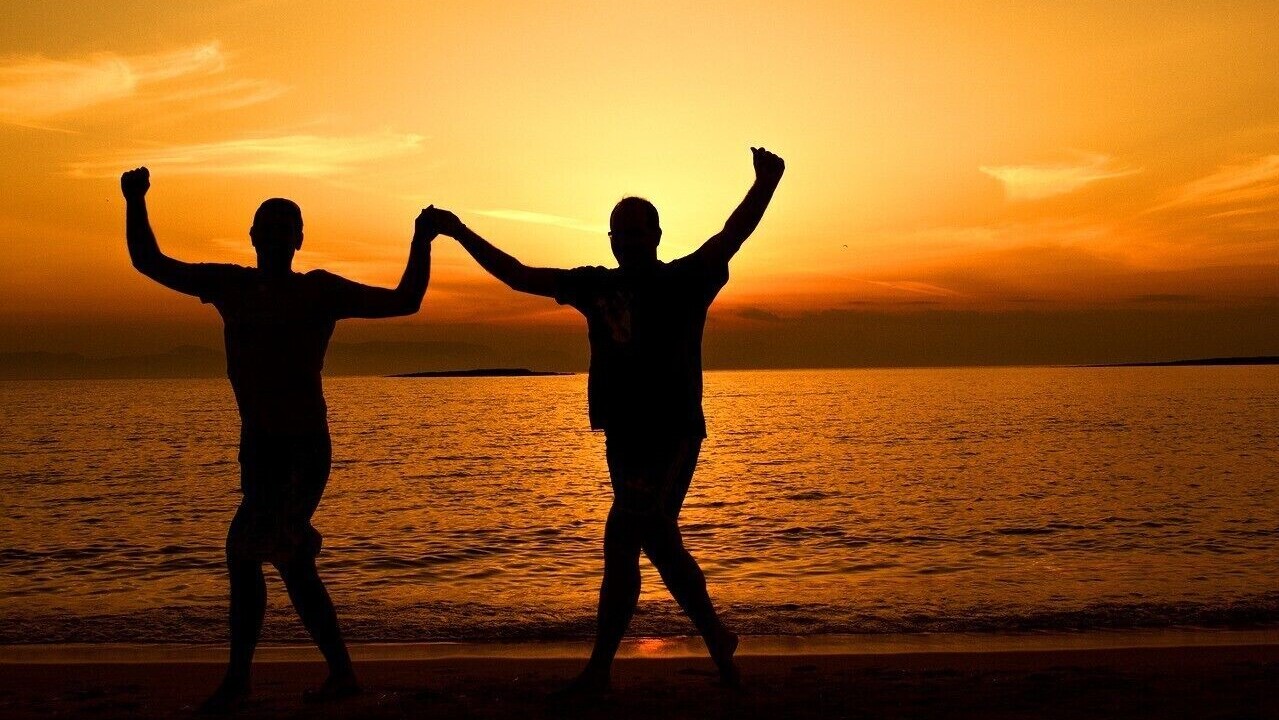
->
[225,521,255,567]
[646,545,693,571]
[602,541,642,575]
[224,551,263,592]
[603,508,641,551]
[601,539,642,585]
[643,525,693,566]
[274,555,318,583]
[602,562,641,596]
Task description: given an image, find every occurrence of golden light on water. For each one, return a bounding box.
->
[4,370,1277,640]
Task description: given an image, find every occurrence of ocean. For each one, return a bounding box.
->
[1,367,1277,646]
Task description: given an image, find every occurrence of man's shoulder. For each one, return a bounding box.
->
[560,264,615,289]
[191,263,254,303]
[567,264,613,277]
[666,252,723,272]
[667,253,729,285]
[552,265,612,306]
[302,268,358,288]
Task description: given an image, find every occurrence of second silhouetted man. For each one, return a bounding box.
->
[425,146,785,693]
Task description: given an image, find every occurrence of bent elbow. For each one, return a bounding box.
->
[397,292,424,315]
[130,254,159,277]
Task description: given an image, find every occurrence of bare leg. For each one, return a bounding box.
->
[199,556,264,712]
[276,555,358,699]
[561,506,643,695]
[644,521,739,685]
[227,557,268,683]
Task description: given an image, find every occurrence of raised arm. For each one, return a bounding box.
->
[427,208,560,298]
[691,147,785,267]
[122,167,213,296]
[327,209,435,319]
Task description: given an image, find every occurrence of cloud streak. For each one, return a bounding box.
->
[0,42,282,127]
[1154,155,1279,210]
[0,44,221,120]
[862,280,964,298]
[981,153,1139,201]
[146,77,285,113]
[67,132,425,177]
[470,209,607,234]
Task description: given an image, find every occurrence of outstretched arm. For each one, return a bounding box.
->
[427,209,560,298]
[692,147,785,266]
[122,167,213,296]
[328,209,435,319]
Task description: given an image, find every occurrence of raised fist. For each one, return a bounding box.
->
[751,147,785,183]
[120,167,150,200]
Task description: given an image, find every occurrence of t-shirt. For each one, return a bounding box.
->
[553,254,729,437]
[187,264,371,435]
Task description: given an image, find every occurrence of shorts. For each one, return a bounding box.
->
[227,430,331,563]
[604,433,702,521]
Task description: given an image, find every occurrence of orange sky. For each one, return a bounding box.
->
[1,1,1276,365]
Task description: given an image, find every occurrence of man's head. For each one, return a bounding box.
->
[250,198,303,272]
[609,196,661,268]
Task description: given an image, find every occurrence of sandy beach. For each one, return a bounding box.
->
[1,637,1276,719]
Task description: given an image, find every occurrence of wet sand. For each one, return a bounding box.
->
[1,641,1276,719]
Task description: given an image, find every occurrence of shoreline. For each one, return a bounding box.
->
[3,627,1277,664]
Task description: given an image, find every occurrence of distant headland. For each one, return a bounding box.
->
[1087,356,1279,368]
[390,368,575,378]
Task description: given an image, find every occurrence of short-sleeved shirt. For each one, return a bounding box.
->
[188,264,370,435]
[553,254,729,437]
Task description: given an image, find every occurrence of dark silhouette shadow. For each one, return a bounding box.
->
[427,147,786,695]
[119,167,436,712]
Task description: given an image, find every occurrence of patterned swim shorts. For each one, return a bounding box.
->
[227,430,331,563]
[604,433,703,521]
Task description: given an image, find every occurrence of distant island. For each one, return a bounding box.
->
[390,368,575,378]
[1087,356,1279,368]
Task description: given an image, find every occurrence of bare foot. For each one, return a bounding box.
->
[711,629,741,688]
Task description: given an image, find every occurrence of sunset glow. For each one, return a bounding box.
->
[2,1,1276,365]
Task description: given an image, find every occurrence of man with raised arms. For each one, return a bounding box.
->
[424,147,785,693]
[121,167,436,711]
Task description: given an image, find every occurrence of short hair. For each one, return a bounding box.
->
[610,196,659,236]
[253,198,303,232]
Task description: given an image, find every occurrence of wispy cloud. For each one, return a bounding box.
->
[1153,155,1279,211]
[0,42,281,127]
[67,132,425,177]
[0,43,220,120]
[862,280,964,298]
[980,153,1139,201]
[470,209,607,234]
[147,77,285,113]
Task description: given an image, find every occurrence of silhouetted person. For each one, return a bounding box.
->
[120,167,435,712]
[426,147,785,694]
